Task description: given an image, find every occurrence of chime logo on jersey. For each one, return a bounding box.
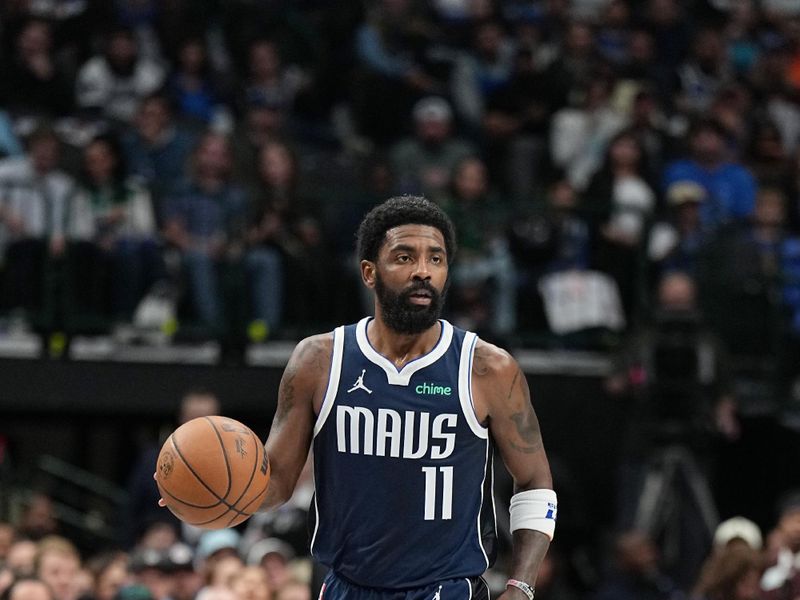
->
[336,405,458,459]
[415,381,452,396]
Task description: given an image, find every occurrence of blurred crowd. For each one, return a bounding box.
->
[0,0,798,358]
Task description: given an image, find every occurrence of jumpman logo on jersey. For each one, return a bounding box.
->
[347,369,372,394]
[432,585,442,600]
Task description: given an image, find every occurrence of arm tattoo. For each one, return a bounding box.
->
[508,369,543,454]
[273,364,297,427]
[473,347,490,376]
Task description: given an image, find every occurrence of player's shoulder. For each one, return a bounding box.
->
[472,337,518,381]
[288,331,334,371]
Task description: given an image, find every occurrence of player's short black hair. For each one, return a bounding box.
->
[356,195,457,263]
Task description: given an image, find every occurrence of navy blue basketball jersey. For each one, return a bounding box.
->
[310,317,497,589]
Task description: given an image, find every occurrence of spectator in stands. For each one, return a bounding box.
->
[122,94,196,214]
[438,156,516,338]
[627,88,672,183]
[584,129,657,318]
[713,516,764,552]
[35,536,81,600]
[83,551,129,600]
[390,96,476,198]
[17,495,58,542]
[168,544,202,600]
[663,118,756,231]
[692,544,763,600]
[127,547,174,600]
[4,577,55,600]
[237,39,310,118]
[229,566,270,600]
[761,490,800,596]
[7,540,38,577]
[745,119,791,186]
[675,27,734,117]
[166,37,233,131]
[205,556,243,591]
[75,26,165,124]
[539,20,602,112]
[244,539,293,593]
[595,0,632,67]
[75,133,160,322]
[161,132,247,332]
[549,75,628,191]
[231,101,287,189]
[0,127,83,322]
[450,19,515,132]
[0,19,74,117]
[353,0,444,142]
[648,180,709,278]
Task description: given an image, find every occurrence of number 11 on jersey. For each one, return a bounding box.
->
[422,466,453,520]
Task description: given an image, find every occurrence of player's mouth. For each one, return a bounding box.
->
[408,290,433,305]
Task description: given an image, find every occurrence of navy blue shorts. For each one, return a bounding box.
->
[318,572,490,600]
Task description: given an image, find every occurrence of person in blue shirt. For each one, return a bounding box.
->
[663,118,756,231]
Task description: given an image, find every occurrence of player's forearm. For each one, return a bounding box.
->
[507,530,551,593]
[258,468,296,512]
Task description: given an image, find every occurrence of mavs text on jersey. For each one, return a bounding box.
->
[310,317,497,589]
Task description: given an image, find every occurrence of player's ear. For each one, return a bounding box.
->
[361,260,376,288]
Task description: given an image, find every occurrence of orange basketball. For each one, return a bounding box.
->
[155,416,270,529]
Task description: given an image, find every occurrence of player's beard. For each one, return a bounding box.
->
[374,273,447,335]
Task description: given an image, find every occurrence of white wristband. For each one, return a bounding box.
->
[509,488,557,540]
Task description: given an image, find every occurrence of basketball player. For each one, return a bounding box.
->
[161,196,556,598]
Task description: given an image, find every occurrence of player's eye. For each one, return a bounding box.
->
[430,255,443,264]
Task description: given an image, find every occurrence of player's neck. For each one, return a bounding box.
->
[367,318,442,368]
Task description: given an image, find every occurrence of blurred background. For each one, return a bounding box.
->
[1,0,800,599]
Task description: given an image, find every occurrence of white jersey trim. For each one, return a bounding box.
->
[310,469,321,554]
[477,438,491,569]
[355,317,454,386]
[458,332,488,439]
[313,326,345,438]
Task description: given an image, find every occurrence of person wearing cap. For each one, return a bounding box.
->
[713,517,763,551]
[647,179,708,277]
[195,530,241,567]
[246,538,294,591]
[663,118,756,232]
[389,96,477,199]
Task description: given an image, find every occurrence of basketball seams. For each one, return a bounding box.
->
[204,416,233,499]
[223,428,263,527]
[167,433,236,511]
